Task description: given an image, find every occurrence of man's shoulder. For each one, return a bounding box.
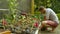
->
[46,8,52,10]
[46,8,54,12]
[46,8,51,12]
[46,8,54,14]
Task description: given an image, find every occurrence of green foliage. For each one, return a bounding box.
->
[34,0,60,13]
[6,0,19,23]
[57,13,60,20]
[34,11,40,15]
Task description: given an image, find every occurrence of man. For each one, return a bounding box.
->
[39,6,59,32]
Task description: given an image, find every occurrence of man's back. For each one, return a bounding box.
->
[45,8,59,23]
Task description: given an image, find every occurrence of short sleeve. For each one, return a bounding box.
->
[45,9,50,20]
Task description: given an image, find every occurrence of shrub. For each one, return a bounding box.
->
[57,13,60,20]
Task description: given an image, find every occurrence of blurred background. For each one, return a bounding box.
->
[0,0,60,34]
[0,0,60,20]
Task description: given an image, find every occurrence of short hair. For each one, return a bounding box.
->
[39,6,45,11]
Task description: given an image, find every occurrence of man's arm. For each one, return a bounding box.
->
[44,16,47,20]
[45,9,51,20]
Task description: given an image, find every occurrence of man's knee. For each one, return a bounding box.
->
[42,21,47,24]
[42,21,47,25]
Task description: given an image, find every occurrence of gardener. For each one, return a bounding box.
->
[39,6,59,32]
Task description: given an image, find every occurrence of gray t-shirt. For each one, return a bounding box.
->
[44,8,59,23]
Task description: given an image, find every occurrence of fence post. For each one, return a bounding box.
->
[31,0,34,15]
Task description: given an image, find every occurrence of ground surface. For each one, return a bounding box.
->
[39,24,60,34]
[0,24,60,34]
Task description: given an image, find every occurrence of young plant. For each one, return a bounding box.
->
[8,0,19,24]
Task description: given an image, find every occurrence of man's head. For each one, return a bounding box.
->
[39,6,46,13]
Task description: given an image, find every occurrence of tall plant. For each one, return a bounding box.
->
[8,0,18,24]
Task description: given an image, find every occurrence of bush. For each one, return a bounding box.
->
[57,13,60,20]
